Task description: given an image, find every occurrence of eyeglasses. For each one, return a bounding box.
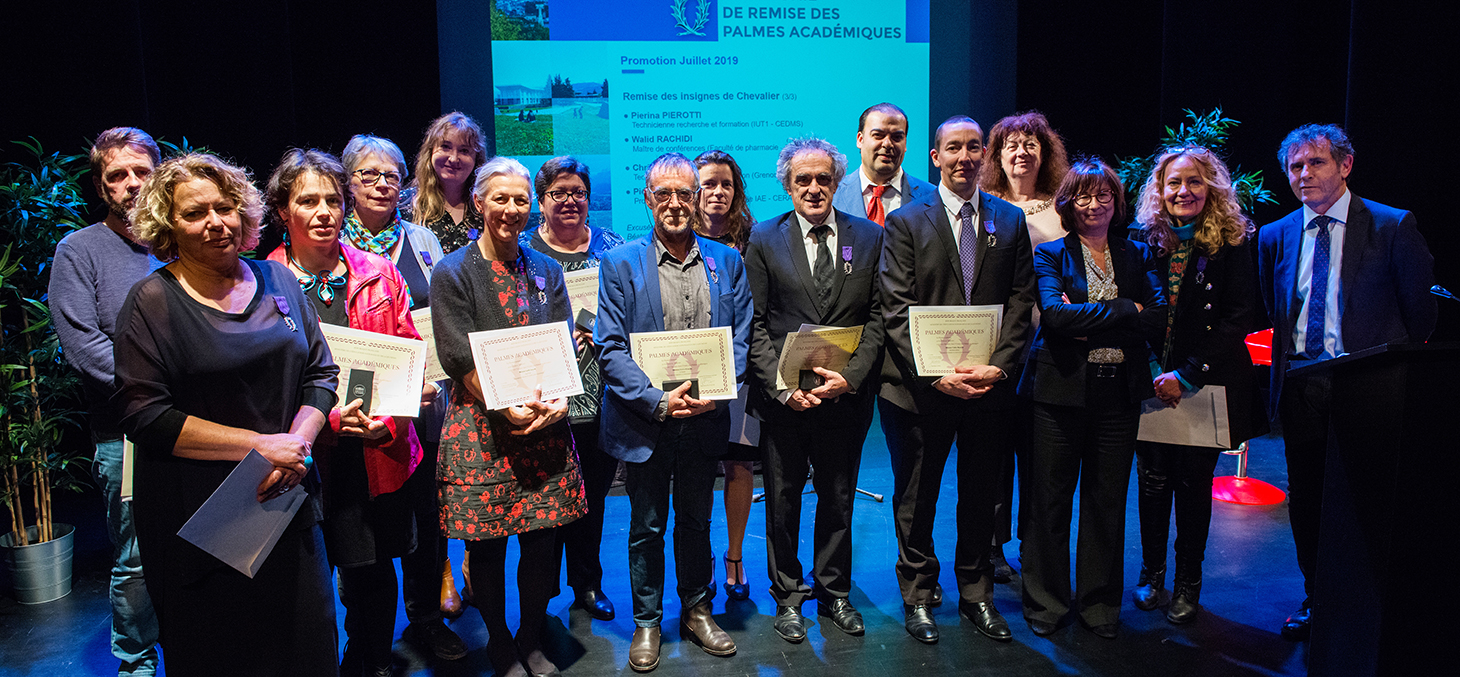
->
[792,173,834,187]
[354,169,403,187]
[546,189,588,203]
[1073,191,1115,207]
[650,187,699,204]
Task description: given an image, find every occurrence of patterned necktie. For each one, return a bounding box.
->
[1304,215,1332,358]
[867,185,886,226]
[958,201,977,301]
[811,224,834,308]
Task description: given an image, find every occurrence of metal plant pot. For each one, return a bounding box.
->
[0,523,75,604]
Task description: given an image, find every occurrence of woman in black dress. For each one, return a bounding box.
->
[115,153,338,675]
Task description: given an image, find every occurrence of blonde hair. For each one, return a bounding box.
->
[1134,146,1253,257]
[408,112,488,223]
[128,153,263,262]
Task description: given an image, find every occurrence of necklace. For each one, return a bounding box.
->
[287,247,347,305]
[1022,198,1053,216]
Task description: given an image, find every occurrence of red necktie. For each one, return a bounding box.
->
[867,185,886,226]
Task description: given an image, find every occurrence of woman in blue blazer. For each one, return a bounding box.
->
[1017,159,1166,639]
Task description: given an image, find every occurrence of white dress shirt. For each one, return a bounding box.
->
[938,182,980,249]
[860,167,905,214]
[1292,187,1350,359]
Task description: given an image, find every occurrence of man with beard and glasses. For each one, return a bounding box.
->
[49,127,166,676]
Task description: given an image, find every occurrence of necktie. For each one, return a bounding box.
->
[811,224,834,307]
[867,185,886,226]
[1304,215,1332,358]
[958,201,977,301]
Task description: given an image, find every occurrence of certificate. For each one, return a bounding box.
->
[410,308,448,383]
[908,305,1004,376]
[629,326,737,400]
[1138,385,1233,449]
[774,325,864,390]
[469,322,585,410]
[562,268,601,317]
[319,323,428,418]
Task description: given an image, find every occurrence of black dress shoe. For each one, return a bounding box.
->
[959,600,1012,641]
[817,598,865,635]
[904,605,939,644]
[1026,618,1058,636]
[402,619,468,661]
[575,588,616,621]
[1166,579,1202,625]
[929,583,944,607]
[1281,607,1312,641]
[1080,619,1118,639]
[773,605,807,643]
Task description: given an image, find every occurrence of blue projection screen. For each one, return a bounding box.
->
[489,0,930,238]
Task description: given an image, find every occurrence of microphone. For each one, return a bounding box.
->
[1431,285,1459,303]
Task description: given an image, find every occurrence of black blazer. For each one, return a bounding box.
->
[1149,237,1268,445]
[1019,232,1166,407]
[744,209,885,423]
[879,189,1036,414]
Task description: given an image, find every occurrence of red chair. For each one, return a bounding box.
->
[1212,329,1286,505]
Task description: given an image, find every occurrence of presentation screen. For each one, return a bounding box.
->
[490,0,931,238]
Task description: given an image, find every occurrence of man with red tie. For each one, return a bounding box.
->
[833,102,936,226]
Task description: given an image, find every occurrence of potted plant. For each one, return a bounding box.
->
[1117,107,1278,215]
[0,139,91,603]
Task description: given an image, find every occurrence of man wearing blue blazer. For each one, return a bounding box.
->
[879,116,1036,644]
[1256,124,1436,641]
[595,153,753,672]
[832,102,937,226]
[743,137,885,643]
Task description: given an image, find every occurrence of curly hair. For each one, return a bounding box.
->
[408,112,489,224]
[1054,158,1127,234]
[128,153,263,262]
[1133,146,1253,257]
[977,111,1070,200]
[693,150,756,250]
[264,149,349,236]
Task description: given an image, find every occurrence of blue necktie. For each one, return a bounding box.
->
[959,201,977,301]
[1304,215,1332,358]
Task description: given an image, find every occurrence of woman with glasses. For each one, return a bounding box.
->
[1017,159,1165,639]
[691,150,759,602]
[1129,146,1266,624]
[400,112,489,254]
[519,156,625,623]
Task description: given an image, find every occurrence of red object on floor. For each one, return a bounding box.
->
[1212,475,1287,505]
[1245,328,1273,366]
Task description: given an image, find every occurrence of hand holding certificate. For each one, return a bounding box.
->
[630,326,737,400]
[908,305,1004,376]
[774,324,864,390]
[319,323,429,418]
[469,322,584,410]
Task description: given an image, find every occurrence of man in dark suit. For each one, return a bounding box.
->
[743,137,885,643]
[596,153,753,671]
[879,115,1036,643]
[1257,124,1436,641]
[832,102,937,226]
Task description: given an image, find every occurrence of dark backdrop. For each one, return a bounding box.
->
[4,0,1453,337]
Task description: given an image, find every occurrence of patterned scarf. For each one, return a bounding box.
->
[1161,240,1195,366]
[343,210,403,258]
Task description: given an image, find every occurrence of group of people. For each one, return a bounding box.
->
[48,101,1434,677]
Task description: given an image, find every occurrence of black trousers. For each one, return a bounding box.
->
[761,402,871,606]
[338,560,400,672]
[1020,398,1139,626]
[1135,441,1222,574]
[467,528,558,657]
[1278,371,1331,605]
[400,438,444,626]
[554,421,618,594]
[878,396,1006,606]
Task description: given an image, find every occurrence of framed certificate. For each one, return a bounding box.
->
[908,305,1004,376]
[468,322,585,410]
[410,308,448,383]
[319,323,429,417]
[629,326,737,400]
[774,325,864,390]
[562,268,600,317]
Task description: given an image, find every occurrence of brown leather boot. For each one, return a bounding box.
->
[680,602,736,656]
[440,556,464,619]
[628,626,661,672]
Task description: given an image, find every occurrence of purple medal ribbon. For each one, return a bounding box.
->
[705,256,719,283]
[273,296,297,332]
[842,245,853,273]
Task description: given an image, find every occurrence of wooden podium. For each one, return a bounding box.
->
[1291,343,1460,676]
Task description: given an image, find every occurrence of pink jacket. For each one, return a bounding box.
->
[267,242,424,497]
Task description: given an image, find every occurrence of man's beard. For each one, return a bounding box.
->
[107,196,134,219]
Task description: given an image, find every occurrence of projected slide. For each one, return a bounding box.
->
[490,0,929,238]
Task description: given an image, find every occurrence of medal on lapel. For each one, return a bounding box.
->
[534,275,547,304]
[842,245,853,274]
[706,256,719,283]
[1195,256,1208,284]
[273,296,297,332]
[984,220,997,248]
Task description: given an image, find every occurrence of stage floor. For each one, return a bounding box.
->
[1,413,1309,676]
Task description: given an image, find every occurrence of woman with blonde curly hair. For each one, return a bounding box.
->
[1129,146,1268,624]
[400,112,490,254]
[114,152,340,674]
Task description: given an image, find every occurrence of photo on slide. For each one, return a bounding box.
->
[493,41,611,156]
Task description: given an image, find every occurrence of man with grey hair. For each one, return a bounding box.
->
[596,153,752,671]
[744,137,885,643]
[49,127,165,676]
[832,102,936,226]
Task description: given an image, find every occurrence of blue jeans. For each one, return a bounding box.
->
[93,437,160,675]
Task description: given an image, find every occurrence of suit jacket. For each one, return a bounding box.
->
[879,188,1037,414]
[1018,233,1167,408]
[1256,194,1437,417]
[832,168,937,221]
[594,232,753,462]
[743,208,885,424]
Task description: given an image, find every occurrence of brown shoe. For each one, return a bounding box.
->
[680,602,736,656]
[440,557,464,619]
[628,626,661,672]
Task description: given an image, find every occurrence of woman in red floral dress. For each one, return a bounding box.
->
[429,156,586,677]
